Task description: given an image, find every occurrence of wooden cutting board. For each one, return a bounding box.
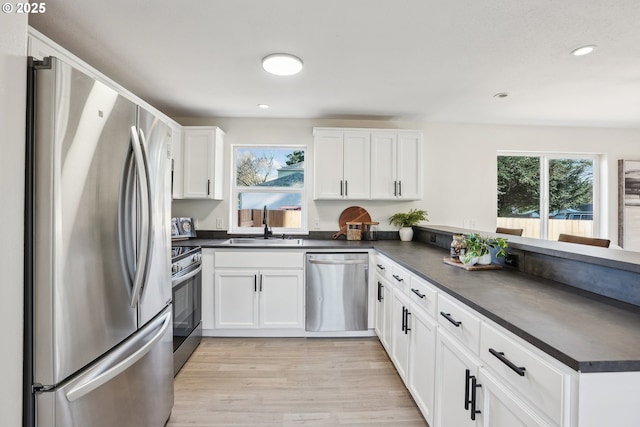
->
[332,206,372,239]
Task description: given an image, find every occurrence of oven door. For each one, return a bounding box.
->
[172,263,202,352]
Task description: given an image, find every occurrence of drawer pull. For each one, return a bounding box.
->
[376,263,386,271]
[464,369,482,421]
[392,274,404,282]
[440,311,461,327]
[489,348,526,377]
[411,288,425,299]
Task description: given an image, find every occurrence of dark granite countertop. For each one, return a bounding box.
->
[176,238,640,373]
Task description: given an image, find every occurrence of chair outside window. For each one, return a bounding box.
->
[557,233,610,248]
[495,227,524,236]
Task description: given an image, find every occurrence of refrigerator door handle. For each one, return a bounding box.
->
[129,126,152,308]
[137,128,155,294]
[65,310,171,402]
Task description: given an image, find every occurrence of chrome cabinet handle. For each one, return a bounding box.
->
[392,274,404,282]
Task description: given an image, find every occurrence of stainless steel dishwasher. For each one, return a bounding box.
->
[305,253,369,332]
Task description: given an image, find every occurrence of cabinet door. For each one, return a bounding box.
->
[478,369,550,427]
[374,277,386,344]
[391,288,411,381]
[313,130,344,199]
[408,308,438,426]
[397,132,422,200]
[342,131,371,199]
[182,127,224,199]
[259,270,304,329]
[214,269,259,328]
[382,281,394,351]
[183,129,214,199]
[370,132,398,199]
[435,330,482,427]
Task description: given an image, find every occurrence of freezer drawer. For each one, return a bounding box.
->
[305,253,369,332]
[36,307,174,427]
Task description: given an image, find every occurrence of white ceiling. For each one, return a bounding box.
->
[30,0,640,127]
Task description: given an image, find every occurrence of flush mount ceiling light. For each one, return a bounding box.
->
[571,45,596,56]
[257,104,270,109]
[262,53,303,76]
[494,92,509,99]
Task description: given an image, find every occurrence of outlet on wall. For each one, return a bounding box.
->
[313,218,320,229]
[216,218,223,229]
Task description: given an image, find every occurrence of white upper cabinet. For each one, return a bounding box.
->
[314,127,422,200]
[371,131,423,200]
[182,126,224,199]
[313,129,370,199]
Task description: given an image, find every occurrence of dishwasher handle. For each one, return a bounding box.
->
[308,259,368,265]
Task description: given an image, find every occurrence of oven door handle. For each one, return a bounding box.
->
[172,265,202,288]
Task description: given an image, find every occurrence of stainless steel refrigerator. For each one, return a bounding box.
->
[24,56,174,427]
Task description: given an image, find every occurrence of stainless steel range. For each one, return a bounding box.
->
[171,246,202,375]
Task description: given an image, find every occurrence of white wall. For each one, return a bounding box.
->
[173,117,640,245]
[0,12,28,427]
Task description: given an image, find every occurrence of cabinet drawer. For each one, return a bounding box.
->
[375,254,392,281]
[215,251,303,268]
[480,322,570,426]
[437,293,480,354]
[390,263,411,292]
[408,275,437,319]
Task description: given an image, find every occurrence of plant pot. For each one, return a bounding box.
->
[460,255,478,266]
[477,253,492,265]
[399,227,414,241]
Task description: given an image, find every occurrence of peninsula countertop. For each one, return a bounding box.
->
[177,238,640,373]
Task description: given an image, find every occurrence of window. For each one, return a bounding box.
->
[231,146,306,234]
[497,152,599,240]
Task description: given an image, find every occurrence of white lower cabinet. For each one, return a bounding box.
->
[391,287,412,380]
[214,269,303,329]
[214,269,258,328]
[435,329,482,427]
[374,275,392,351]
[407,306,438,426]
[259,270,304,328]
[478,368,550,427]
[213,251,304,331]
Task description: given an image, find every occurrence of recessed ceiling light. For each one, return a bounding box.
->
[262,53,303,76]
[257,104,270,109]
[494,92,509,99]
[571,45,596,56]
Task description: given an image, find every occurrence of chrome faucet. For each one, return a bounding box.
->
[262,205,272,239]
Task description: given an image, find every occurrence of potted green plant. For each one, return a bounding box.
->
[388,209,428,241]
[462,233,509,265]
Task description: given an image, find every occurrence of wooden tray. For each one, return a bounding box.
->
[332,206,371,239]
[443,257,503,271]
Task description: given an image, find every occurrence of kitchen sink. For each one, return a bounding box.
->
[222,238,304,246]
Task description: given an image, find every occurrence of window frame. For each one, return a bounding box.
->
[497,151,601,240]
[230,144,308,235]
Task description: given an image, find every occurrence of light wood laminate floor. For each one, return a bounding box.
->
[167,337,428,427]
